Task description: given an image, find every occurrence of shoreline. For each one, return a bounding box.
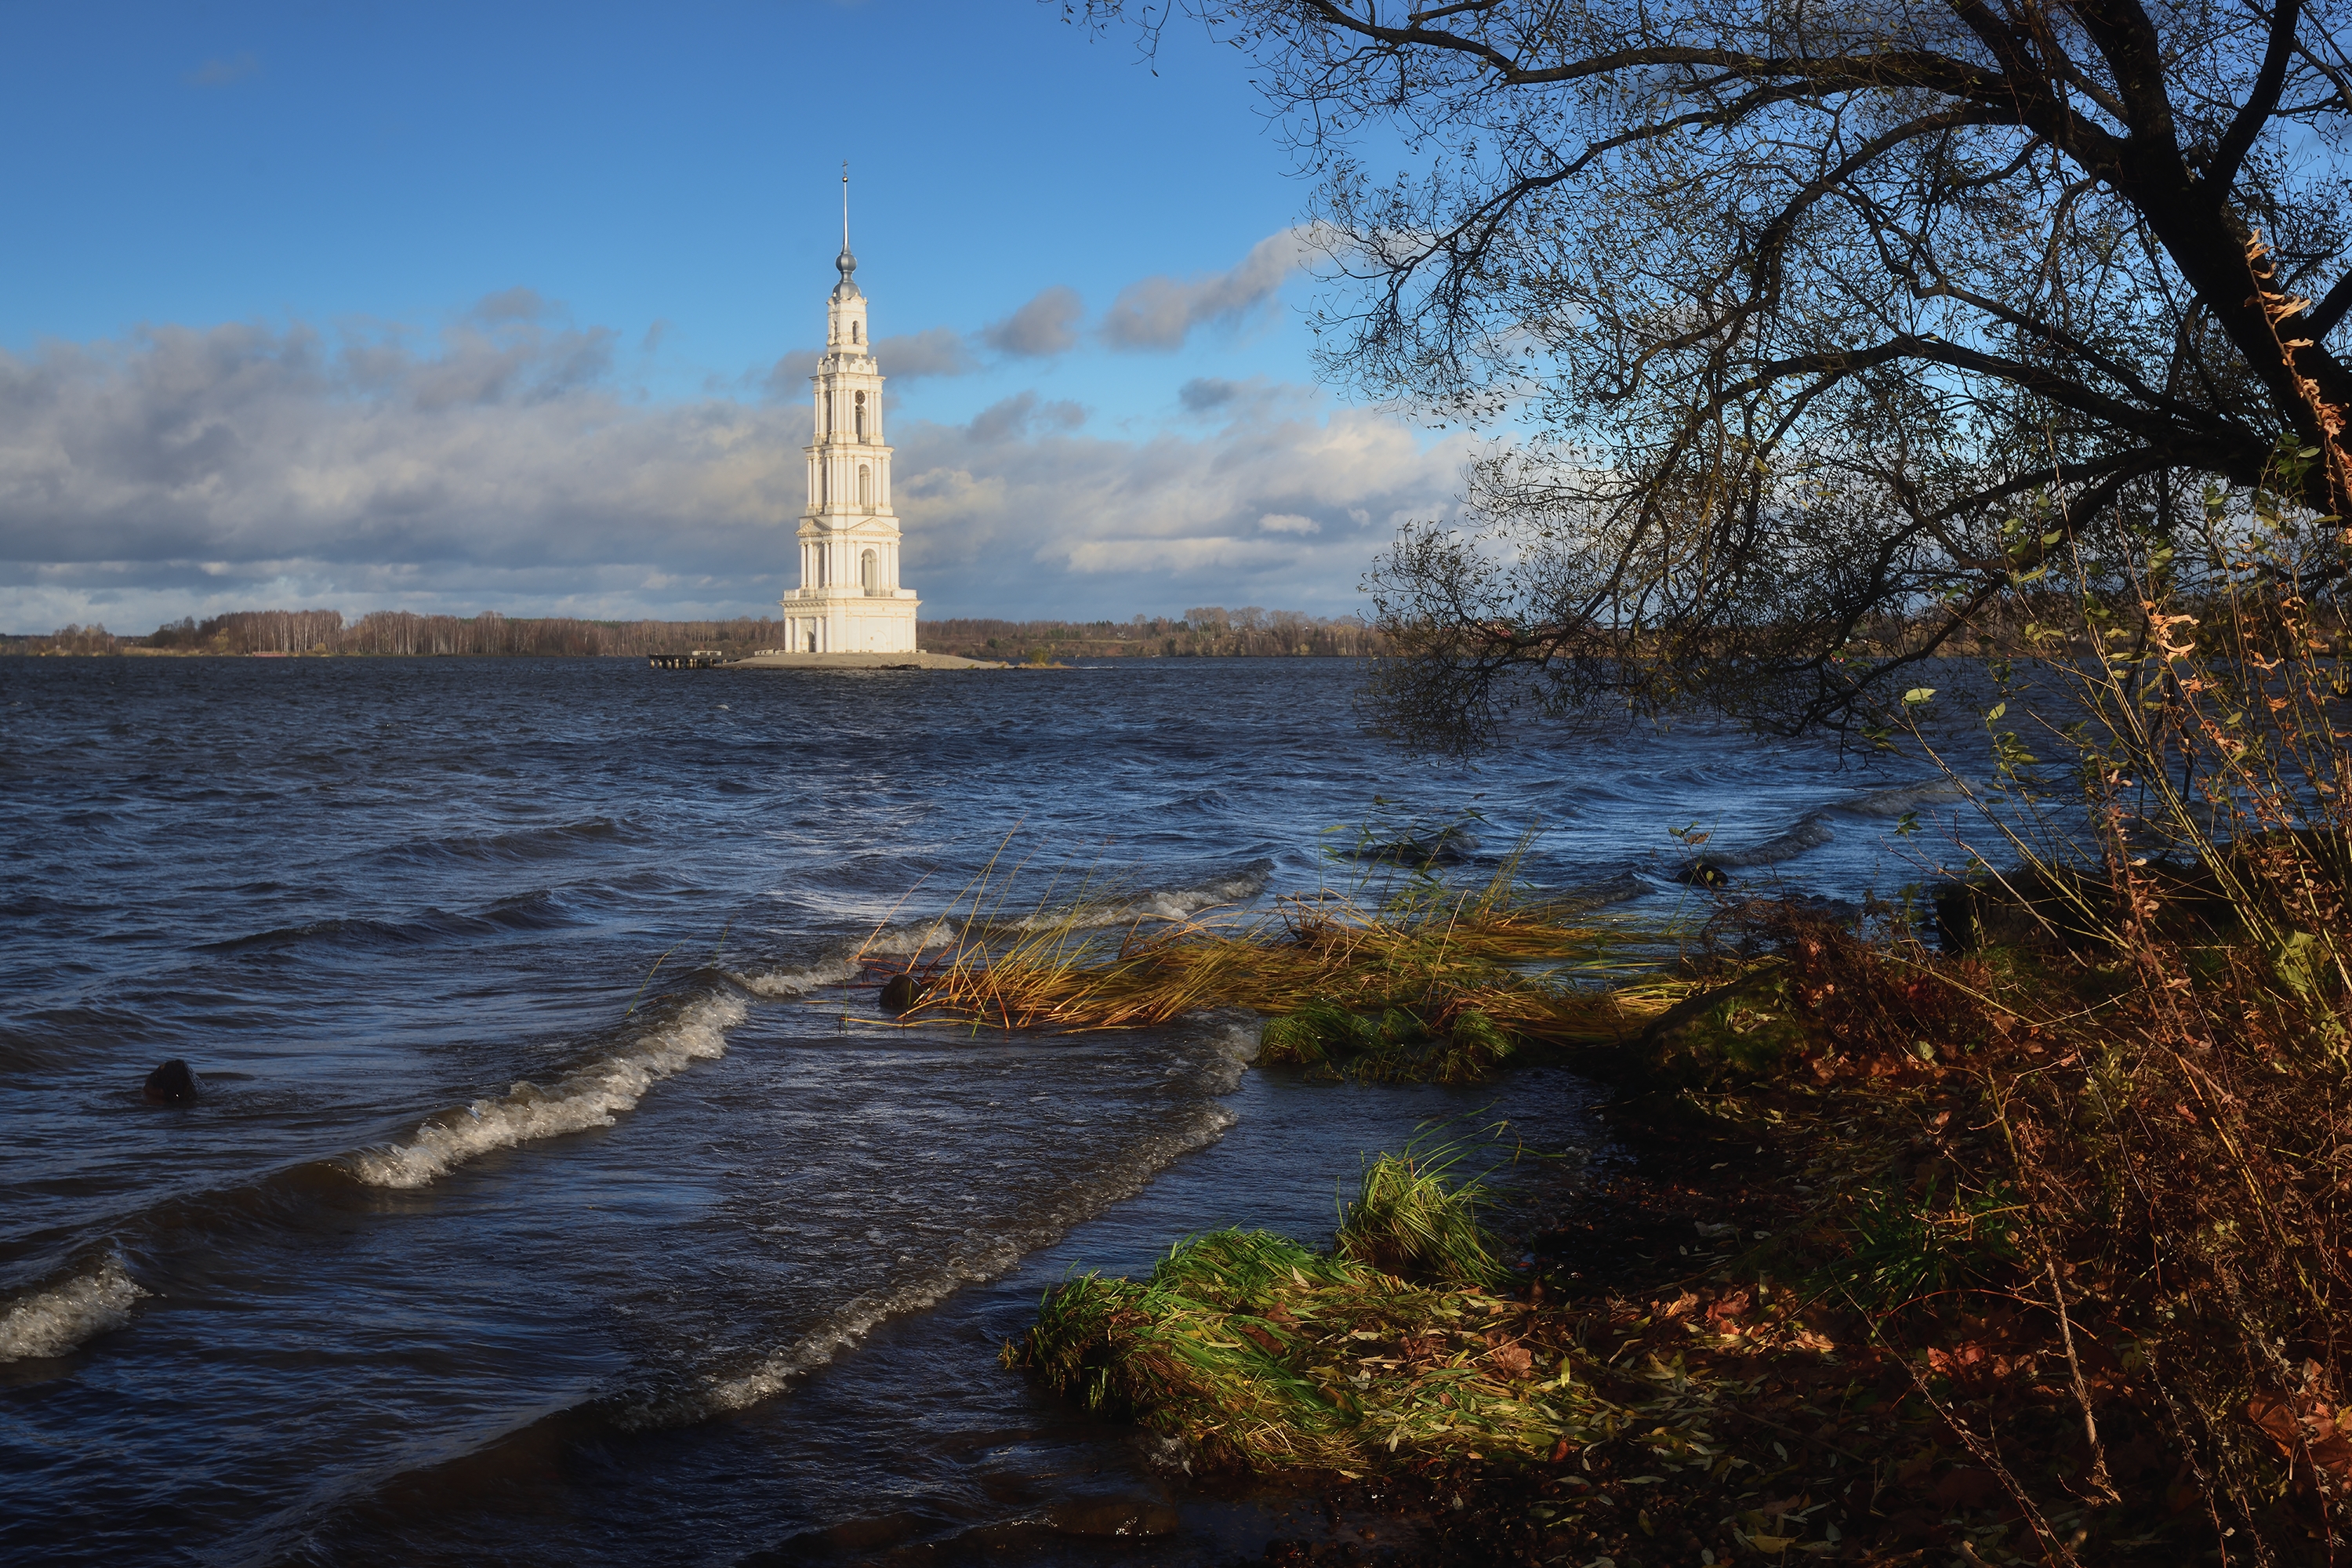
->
[972,877,2352,1564]
[718,1065,1616,1566]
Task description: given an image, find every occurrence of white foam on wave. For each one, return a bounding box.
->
[1013,860,1275,931]
[733,954,862,999]
[732,866,1269,998]
[683,1094,1242,1422]
[621,1016,1256,1428]
[348,993,749,1189]
[0,1257,147,1363]
[731,923,958,997]
[1199,1014,1261,1094]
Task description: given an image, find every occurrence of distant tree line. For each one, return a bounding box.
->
[921,608,1388,662]
[2,623,126,655]
[7,605,1386,659]
[0,610,797,658]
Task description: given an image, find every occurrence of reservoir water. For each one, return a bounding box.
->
[0,657,1956,1564]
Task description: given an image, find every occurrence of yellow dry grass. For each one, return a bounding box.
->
[875,836,1693,1051]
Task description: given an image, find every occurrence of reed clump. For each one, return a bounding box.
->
[880,838,1694,1082]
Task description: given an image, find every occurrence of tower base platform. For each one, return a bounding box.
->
[726,650,1002,671]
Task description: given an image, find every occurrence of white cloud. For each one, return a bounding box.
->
[0,311,1472,631]
[981,286,1084,358]
[470,286,550,325]
[1101,230,1316,352]
[890,387,1472,613]
[871,326,981,379]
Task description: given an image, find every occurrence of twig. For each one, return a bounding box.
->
[2042,1247,2118,1502]
[625,943,682,1018]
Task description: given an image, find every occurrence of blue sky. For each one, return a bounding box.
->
[0,2,1475,633]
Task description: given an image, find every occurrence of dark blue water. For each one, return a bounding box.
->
[0,656,1955,1565]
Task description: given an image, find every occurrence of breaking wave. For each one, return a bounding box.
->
[0,1257,147,1363]
[684,1095,1244,1423]
[729,861,1273,999]
[1018,857,1274,928]
[347,992,748,1189]
[1716,811,1838,869]
[729,924,954,998]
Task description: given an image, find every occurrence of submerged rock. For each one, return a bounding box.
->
[142,1059,202,1102]
[879,973,921,1015]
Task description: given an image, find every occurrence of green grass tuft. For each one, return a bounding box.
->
[1256,1000,1521,1083]
[1007,1153,1715,1478]
[1014,1231,1583,1473]
[1335,1147,1504,1289]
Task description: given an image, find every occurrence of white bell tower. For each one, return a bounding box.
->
[778,166,920,655]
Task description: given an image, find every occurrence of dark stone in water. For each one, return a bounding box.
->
[1675,860,1730,887]
[879,973,921,1015]
[143,1058,202,1102]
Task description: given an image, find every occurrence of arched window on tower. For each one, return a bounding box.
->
[851,321,861,344]
[861,549,878,592]
[858,463,872,509]
[824,390,833,434]
[854,390,866,440]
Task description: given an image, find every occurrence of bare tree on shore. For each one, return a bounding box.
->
[1070,0,2352,746]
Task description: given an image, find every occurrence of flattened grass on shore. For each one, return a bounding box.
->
[1007,1153,1715,1478]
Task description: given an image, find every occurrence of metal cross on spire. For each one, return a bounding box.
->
[833,160,858,289]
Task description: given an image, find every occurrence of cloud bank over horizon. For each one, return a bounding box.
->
[0,274,1472,637]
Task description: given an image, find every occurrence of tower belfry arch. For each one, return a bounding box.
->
[778,166,920,655]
